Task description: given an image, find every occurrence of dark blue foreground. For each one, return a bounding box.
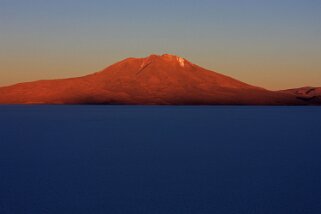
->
[0,106,321,214]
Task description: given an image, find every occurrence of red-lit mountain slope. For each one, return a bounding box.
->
[0,54,318,105]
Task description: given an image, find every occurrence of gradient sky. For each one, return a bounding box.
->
[0,0,320,90]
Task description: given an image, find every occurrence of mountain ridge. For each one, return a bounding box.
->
[0,54,320,105]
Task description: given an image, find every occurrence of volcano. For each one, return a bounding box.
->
[0,54,319,105]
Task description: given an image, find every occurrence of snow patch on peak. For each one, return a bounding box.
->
[177,57,185,67]
[140,58,152,69]
[140,61,146,68]
[146,54,186,67]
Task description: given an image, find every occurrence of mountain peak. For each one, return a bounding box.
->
[145,54,186,67]
[146,53,181,58]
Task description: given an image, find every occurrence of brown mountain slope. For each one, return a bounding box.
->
[0,54,317,105]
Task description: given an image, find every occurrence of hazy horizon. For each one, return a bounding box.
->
[1,0,320,90]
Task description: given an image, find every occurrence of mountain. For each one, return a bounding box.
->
[0,54,319,105]
[281,87,321,103]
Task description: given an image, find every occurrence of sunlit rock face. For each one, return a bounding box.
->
[0,54,319,105]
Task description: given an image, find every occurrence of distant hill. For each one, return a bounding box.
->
[0,54,319,105]
[281,87,321,103]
